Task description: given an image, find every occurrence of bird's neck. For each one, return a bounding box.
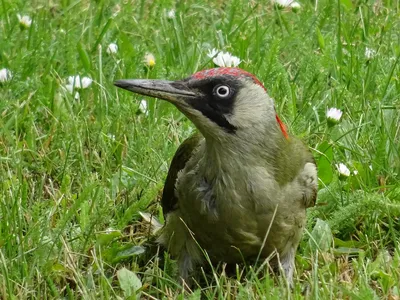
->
[199,130,285,180]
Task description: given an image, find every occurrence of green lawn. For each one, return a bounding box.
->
[1,0,399,298]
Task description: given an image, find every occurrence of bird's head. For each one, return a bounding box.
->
[115,67,288,143]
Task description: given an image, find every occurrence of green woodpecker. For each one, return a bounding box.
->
[115,67,317,284]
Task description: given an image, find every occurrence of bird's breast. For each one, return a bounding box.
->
[174,162,305,261]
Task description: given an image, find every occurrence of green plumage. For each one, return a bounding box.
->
[163,132,317,216]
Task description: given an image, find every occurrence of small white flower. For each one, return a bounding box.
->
[167,9,176,19]
[207,48,241,67]
[290,1,301,8]
[106,43,118,55]
[139,99,148,115]
[17,14,32,28]
[0,68,12,82]
[143,53,156,67]
[326,107,343,125]
[64,84,74,94]
[273,0,301,8]
[63,85,80,100]
[207,48,219,58]
[67,75,92,89]
[365,47,376,60]
[336,163,350,177]
[64,75,92,99]
[353,170,358,175]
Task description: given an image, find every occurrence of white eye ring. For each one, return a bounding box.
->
[215,85,230,98]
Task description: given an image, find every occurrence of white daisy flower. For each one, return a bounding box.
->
[207,48,219,58]
[64,75,92,99]
[139,99,148,115]
[326,107,343,126]
[290,1,301,9]
[143,53,156,67]
[0,68,12,82]
[336,163,350,178]
[66,75,92,89]
[167,9,176,19]
[106,43,118,55]
[273,0,301,9]
[17,14,32,29]
[207,48,241,67]
[365,48,376,60]
[63,85,80,100]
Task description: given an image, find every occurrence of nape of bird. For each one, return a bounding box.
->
[115,67,317,285]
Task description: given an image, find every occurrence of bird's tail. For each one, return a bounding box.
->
[139,211,163,235]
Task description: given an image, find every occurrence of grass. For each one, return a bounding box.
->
[0,0,399,298]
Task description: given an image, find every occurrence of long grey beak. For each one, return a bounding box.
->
[114,79,197,102]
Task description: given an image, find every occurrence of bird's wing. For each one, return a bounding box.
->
[300,158,318,208]
[275,136,318,208]
[161,132,203,215]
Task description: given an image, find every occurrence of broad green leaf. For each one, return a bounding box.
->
[101,243,146,265]
[117,268,142,299]
[369,250,392,272]
[334,237,363,249]
[187,289,202,300]
[51,263,70,274]
[308,218,333,252]
[333,247,363,255]
[113,245,146,263]
[317,141,333,187]
[96,230,122,246]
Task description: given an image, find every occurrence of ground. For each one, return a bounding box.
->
[0,0,399,299]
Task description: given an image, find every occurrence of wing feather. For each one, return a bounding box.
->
[161,133,203,215]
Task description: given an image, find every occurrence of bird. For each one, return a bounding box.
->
[114,67,317,285]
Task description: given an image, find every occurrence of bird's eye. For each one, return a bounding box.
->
[215,85,230,98]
